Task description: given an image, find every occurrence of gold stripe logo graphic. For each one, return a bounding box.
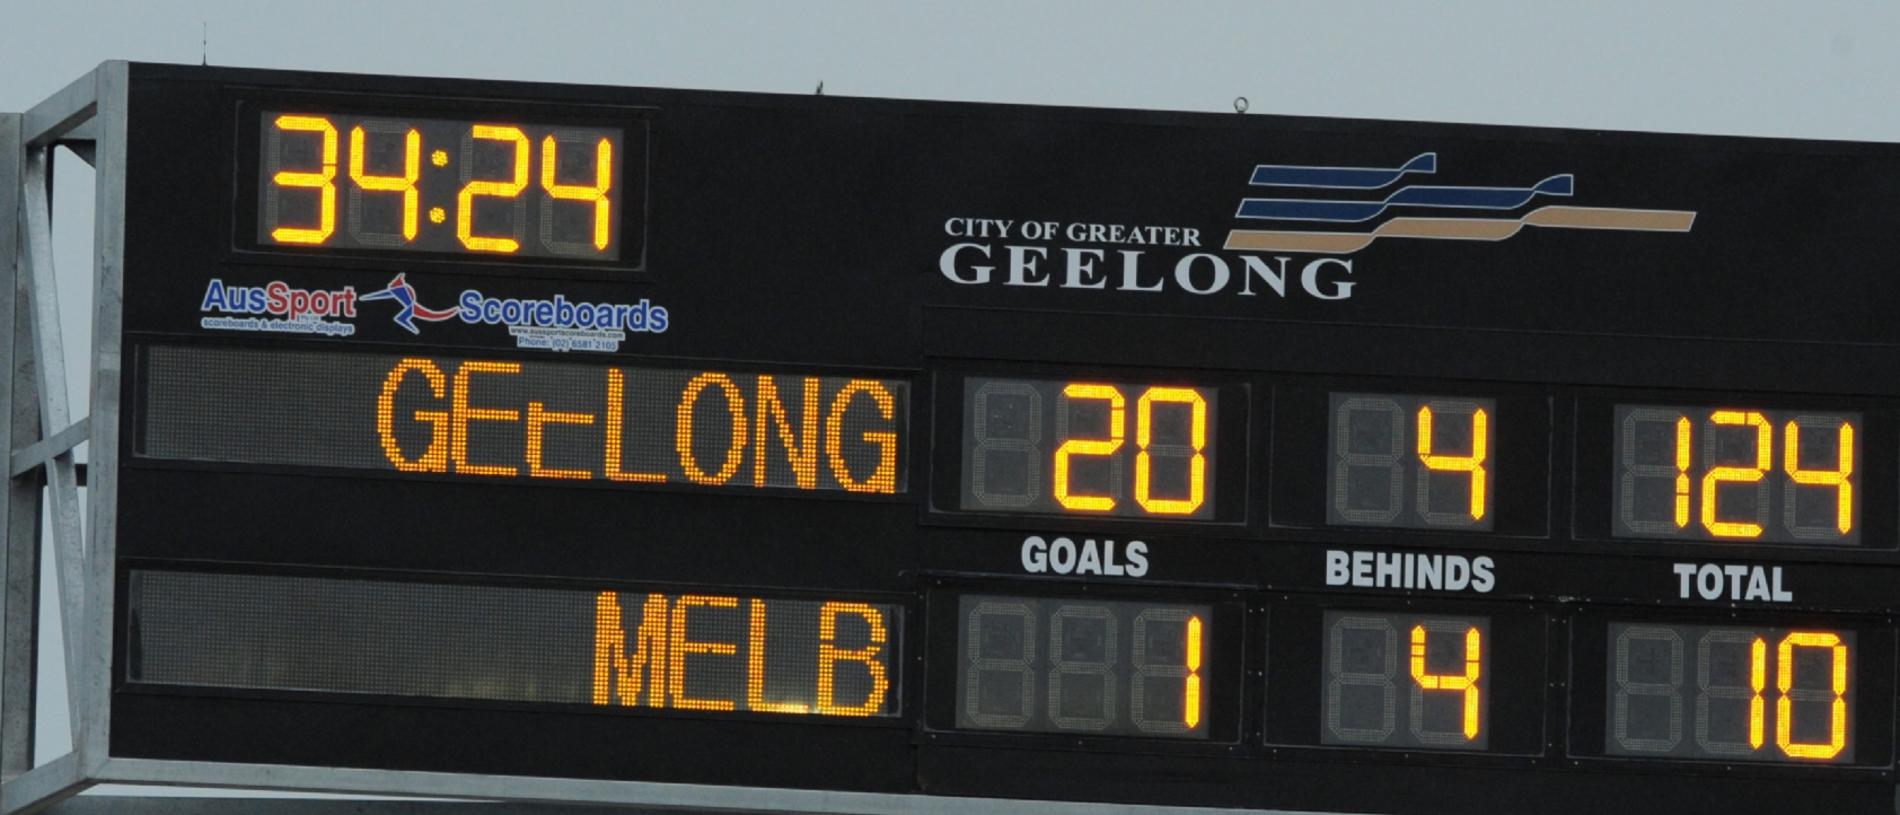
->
[1224,206,1696,254]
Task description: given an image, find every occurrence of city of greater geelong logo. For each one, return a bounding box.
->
[1224,152,1696,253]
[936,151,1696,301]
[201,274,669,352]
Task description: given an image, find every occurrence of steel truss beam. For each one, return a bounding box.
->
[0,61,119,815]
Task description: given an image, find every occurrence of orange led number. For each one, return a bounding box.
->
[541,135,614,250]
[1416,404,1488,521]
[1410,624,1482,740]
[1785,419,1855,534]
[457,125,531,253]
[1184,615,1204,729]
[1672,416,1692,528]
[349,124,422,240]
[1052,384,1124,511]
[1749,636,1768,748]
[1777,632,1849,760]
[1133,388,1207,515]
[1702,410,1770,538]
[269,115,338,244]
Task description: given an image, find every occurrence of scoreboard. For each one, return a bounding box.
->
[94,63,1900,814]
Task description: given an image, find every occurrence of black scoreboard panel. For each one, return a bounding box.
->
[107,63,1900,814]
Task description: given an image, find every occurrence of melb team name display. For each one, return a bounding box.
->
[99,64,1900,815]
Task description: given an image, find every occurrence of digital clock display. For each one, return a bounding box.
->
[256,111,636,262]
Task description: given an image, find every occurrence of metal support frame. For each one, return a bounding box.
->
[1,61,121,815]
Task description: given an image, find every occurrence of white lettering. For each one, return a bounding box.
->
[1326,550,1351,586]
[1471,557,1495,593]
[938,242,992,284]
[1673,562,1795,603]
[1077,541,1102,573]
[1005,245,1052,286]
[1021,536,1048,573]
[1238,255,1290,297]
[1302,257,1356,300]
[1049,537,1077,573]
[1061,247,1108,289]
[1696,564,1723,600]
[1124,541,1149,577]
[1117,250,1164,292]
[1673,563,1697,598]
[1173,253,1231,295]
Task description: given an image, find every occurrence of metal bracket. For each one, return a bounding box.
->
[0,60,121,815]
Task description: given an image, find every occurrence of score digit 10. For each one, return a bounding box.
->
[258,112,625,261]
[1608,622,1854,762]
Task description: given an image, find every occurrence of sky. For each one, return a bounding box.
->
[4,0,1900,800]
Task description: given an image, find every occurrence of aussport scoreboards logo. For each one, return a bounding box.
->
[201,273,669,353]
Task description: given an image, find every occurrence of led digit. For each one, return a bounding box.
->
[1129,607,1198,734]
[1691,629,1762,755]
[1415,401,1488,525]
[1701,410,1772,538]
[1777,632,1848,759]
[347,122,421,243]
[963,600,1036,729]
[1408,622,1481,742]
[457,124,531,253]
[1784,418,1855,537]
[1319,611,1489,751]
[1331,396,1405,524]
[1052,384,1124,512]
[967,381,1043,508]
[1325,615,1398,743]
[1328,394,1495,531]
[1133,387,1207,515]
[541,132,614,253]
[266,114,338,244]
[1612,625,1683,753]
[1047,604,1115,731]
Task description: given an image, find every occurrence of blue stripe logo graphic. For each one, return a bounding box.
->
[1236,174,1574,223]
[1249,152,1436,189]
